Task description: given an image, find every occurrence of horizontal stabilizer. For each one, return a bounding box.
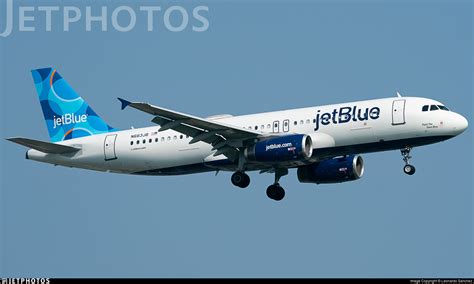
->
[6,137,81,154]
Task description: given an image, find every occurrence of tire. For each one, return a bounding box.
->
[240,173,250,188]
[266,184,285,201]
[231,172,243,187]
[266,185,277,199]
[403,165,416,175]
[231,171,250,188]
[273,186,285,201]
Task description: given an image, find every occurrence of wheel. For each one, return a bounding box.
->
[274,186,285,201]
[266,185,277,199]
[231,171,250,188]
[403,164,416,175]
[266,184,285,201]
[241,173,250,188]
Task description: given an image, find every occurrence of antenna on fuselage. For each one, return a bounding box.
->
[396,91,402,98]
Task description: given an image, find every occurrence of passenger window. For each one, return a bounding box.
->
[422,105,429,112]
[149,139,152,143]
[167,136,171,141]
[180,135,183,139]
[161,137,165,142]
[142,139,146,144]
[267,124,271,129]
[130,141,134,145]
[155,138,158,142]
[261,125,265,130]
[136,140,140,144]
[306,119,310,124]
[430,105,439,111]
[294,121,297,126]
[254,126,258,130]
[300,120,304,125]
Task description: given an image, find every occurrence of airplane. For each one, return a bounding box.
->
[7,68,469,201]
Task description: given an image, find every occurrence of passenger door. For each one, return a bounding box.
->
[104,134,118,161]
[392,99,406,125]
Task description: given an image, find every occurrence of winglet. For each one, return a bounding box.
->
[118,97,131,110]
[396,91,402,98]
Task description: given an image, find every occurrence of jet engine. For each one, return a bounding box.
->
[245,134,313,162]
[297,155,364,184]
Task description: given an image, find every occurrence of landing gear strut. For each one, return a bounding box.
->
[266,168,288,201]
[401,146,416,175]
[231,171,250,188]
[231,150,251,188]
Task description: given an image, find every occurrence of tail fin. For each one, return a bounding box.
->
[31,68,117,142]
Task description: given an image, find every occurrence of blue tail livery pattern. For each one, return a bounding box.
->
[31,68,117,142]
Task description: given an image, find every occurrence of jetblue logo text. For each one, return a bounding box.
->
[53,113,87,129]
[314,106,380,131]
[265,143,293,151]
[0,0,209,38]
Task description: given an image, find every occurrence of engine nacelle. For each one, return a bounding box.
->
[245,134,313,162]
[297,155,364,184]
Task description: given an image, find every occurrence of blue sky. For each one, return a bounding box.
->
[1,0,472,277]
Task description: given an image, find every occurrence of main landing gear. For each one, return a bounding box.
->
[231,171,250,188]
[231,151,288,200]
[266,168,288,201]
[401,146,416,175]
[230,168,289,201]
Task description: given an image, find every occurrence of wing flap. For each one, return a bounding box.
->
[6,137,81,154]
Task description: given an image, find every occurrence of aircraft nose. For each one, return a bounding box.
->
[452,113,468,135]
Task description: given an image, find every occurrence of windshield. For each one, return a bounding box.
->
[422,104,450,112]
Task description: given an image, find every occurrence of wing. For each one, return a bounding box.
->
[118,98,266,161]
[6,137,81,154]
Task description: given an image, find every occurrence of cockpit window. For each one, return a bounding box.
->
[423,104,449,112]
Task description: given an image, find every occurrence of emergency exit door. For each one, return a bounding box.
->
[273,121,280,133]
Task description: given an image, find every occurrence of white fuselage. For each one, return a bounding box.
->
[26,97,468,175]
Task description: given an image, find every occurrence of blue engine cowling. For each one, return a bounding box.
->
[297,155,364,184]
[244,134,313,162]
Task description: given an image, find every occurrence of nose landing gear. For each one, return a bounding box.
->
[401,146,416,175]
